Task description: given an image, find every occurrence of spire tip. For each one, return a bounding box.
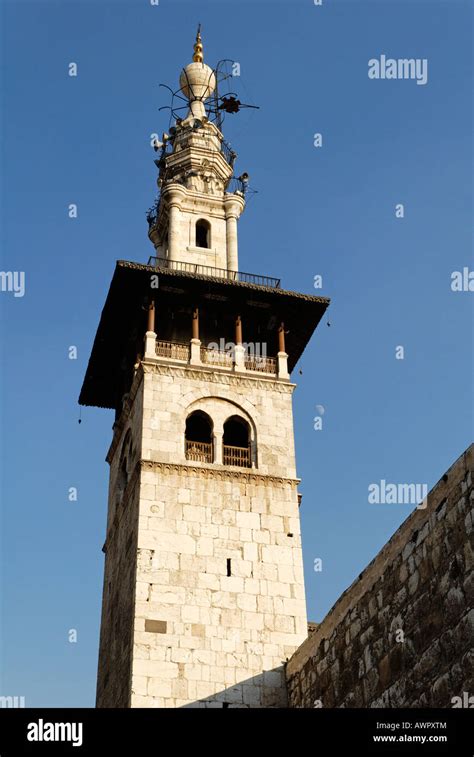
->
[193,25,203,63]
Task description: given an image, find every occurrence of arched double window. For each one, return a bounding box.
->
[183,407,253,468]
[223,416,251,468]
[185,410,213,463]
[196,218,211,249]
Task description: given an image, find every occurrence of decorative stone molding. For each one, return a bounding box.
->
[140,458,300,487]
[161,183,187,208]
[141,359,295,394]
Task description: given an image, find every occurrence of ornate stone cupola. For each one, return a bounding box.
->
[147,29,244,272]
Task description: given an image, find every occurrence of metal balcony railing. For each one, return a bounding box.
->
[146,199,160,229]
[223,445,251,468]
[221,139,237,166]
[185,440,213,463]
[155,340,189,361]
[147,256,281,289]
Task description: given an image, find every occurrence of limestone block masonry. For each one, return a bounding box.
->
[96,381,144,708]
[96,358,309,708]
[286,444,474,708]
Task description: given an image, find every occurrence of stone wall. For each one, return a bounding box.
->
[96,472,139,707]
[96,374,144,707]
[96,373,143,707]
[286,444,474,708]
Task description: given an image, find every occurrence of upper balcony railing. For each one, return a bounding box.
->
[156,340,189,361]
[152,339,279,377]
[221,139,237,167]
[201,345,233,368]
[244,355,277,374]
[147,256,281,289]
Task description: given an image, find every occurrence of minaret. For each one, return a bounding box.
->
[80,30,329,708]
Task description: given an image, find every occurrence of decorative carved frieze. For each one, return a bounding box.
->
[141,359,295,393]
[140,458,300,487]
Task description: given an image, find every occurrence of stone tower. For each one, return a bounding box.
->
[80,30,329,708]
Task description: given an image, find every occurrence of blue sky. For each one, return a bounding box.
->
[0,0,472,706]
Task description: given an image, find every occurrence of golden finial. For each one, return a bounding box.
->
[193,24,203,63]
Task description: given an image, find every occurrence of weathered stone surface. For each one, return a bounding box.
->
[97,359,307,708]
[286,445,473,708]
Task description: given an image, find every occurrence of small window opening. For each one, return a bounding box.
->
[196,219,211,249]
[223,416,251,468]
[185,410,213,463]
[227,558,232,577]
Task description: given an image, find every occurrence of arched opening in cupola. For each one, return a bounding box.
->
[196,218,211,249]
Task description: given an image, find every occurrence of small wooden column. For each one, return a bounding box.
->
[234,314,245,371]
[277,320,289,380]
[278,322,286,353]
[235,315,243,345]
[147,299,156,333]
[144,299,157,358]
[192,307,199,340]
[190,306,201,365]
